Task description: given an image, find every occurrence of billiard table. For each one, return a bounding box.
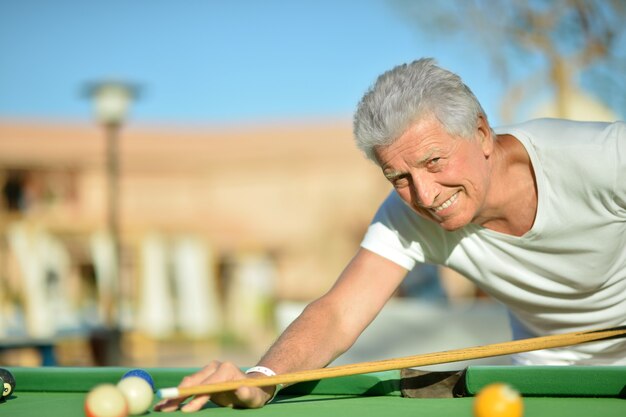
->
[3,366,626,416]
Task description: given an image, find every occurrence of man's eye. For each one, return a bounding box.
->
[391,176,409,187]
[427,158,441,169]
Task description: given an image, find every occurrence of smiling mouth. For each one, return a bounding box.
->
[432,192,459,213]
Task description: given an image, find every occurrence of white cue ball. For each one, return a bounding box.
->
[85,384,129,417]
[117,376,154,415]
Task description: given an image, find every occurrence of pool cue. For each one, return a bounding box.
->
[158,325,626,399]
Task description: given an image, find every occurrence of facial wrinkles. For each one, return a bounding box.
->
[380,145,446,215]
[380,137,442,179]
[411,141,470,223]
[376,117,485,228]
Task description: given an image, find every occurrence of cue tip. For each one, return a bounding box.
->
[157,387,180,399]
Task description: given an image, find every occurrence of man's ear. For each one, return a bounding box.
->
[477,114,493,157]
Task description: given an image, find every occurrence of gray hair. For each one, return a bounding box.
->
[353,58,487,161]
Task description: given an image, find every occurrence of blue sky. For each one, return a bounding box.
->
[0,0,504,125]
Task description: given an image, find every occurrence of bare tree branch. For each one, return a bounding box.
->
[391,0,626,119]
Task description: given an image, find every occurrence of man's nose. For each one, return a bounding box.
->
[411,172,438,208]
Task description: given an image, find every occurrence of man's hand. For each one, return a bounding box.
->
[154,361,274,412]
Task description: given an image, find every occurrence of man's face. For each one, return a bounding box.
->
[373,115,493,231]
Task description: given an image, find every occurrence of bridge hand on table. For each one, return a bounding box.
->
[154,361,274,412]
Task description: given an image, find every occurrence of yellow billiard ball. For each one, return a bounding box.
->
[84,384,129,417]
[117,376,154,415]
[473,382,524,417]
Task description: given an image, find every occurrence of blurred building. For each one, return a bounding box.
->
[0,118,392,363]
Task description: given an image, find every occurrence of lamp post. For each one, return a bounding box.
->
[86,81,138,327]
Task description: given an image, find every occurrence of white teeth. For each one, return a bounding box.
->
[433,192,458,212]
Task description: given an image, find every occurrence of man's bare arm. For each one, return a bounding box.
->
[155,248,408,412]
[256,248,409,374]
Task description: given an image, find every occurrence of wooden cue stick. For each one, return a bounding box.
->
[158,325,626,399]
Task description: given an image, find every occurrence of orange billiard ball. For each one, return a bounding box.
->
[473,382,524,417]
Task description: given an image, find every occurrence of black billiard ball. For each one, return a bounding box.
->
[0,369,15,398]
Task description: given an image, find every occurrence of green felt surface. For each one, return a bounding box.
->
[9,366,626,397]
[2,366,626,417]
[6,367,199,393]
[5,391,626,417]
[465,366,626,397]
[3,367,401,396]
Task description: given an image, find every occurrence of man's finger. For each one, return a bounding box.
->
[180,362,222,387]
[180,394,212,412]
[153,362,222,412]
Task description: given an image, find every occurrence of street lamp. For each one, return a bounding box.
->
[90,82,136,127]
[85,81,139,328]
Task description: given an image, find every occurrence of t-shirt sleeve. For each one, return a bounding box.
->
[360,191,432,270]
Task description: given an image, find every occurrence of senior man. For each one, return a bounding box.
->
[156,58,626,412]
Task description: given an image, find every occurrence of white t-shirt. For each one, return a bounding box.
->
[361,119,626,365]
